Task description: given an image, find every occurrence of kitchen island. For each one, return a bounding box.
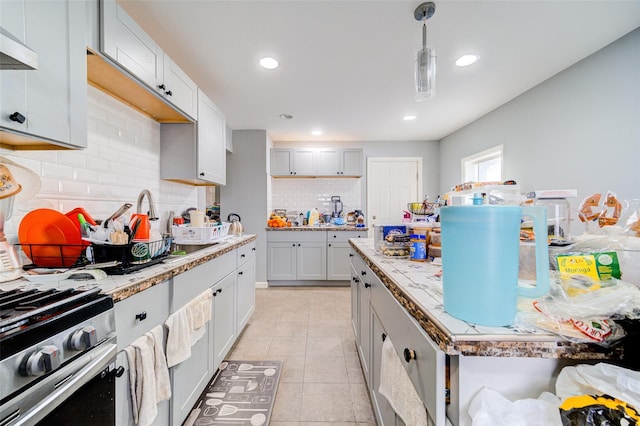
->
[349,238,624,426]
[266,225,367,284]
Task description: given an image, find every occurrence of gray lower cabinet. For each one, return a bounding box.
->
[327,231,365,280]
[0,0,87,149]
[113,243,256,426]
[237,254,256,331]
[267,232,327,280]
[267,230,366,282]
[352,250,447,426]
[114,280,171,426]
[213,273,237,370]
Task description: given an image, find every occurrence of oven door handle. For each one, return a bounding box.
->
[10,341,117,426]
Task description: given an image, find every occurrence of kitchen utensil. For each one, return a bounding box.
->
[103,203,132,228]
[262,368,276,377]
[205,398,251,406]
[201,407,218,417]
[219,405,267,416]
[440,205,550,326]
[221,375,256,380]
[129,214,150,241]
[22,268,107,282]
[219,361,229,370]
[225,379,258,391]
[237,363,278,371]
[190,210,206,227]
[260,377,275,392]
[227,213,243,236]
[18,209,84,267]
[228,386,245,394]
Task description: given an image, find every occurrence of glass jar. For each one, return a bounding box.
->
[534,197,571,243]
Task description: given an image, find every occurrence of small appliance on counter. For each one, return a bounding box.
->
[330,196,343,218]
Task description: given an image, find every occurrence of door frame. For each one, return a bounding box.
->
[366,157,423,235]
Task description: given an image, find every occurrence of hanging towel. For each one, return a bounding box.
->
[165,288,213,367]
[379,336,429,426]
[165,306,191,368]
[147,325,171,402]
[124,334,158,426]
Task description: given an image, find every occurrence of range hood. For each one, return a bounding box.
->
[0,26,38,70]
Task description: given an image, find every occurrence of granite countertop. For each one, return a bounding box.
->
[349,238,622,360]
[5,235,257,303]
[266,225,368,231]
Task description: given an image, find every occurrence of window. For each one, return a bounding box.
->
[461,145,503,182]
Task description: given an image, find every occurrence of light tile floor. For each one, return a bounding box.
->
[228,286,377,426]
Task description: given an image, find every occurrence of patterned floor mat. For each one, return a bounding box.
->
[183,360,282,426]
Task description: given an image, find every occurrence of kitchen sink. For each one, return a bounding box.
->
[170,242,220,255]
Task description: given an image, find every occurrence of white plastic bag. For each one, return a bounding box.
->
[468,387,562,426]
[556,363,640,410]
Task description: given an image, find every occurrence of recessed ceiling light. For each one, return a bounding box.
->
[455,54,479,67]
[259,57,279,69]
[311,130,322,136]
[279,114,294,120]
[403,115,417,121]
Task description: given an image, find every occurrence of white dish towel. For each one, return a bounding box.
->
[124,325,171,426]
[379,336,429,426]
[165,288,213,367]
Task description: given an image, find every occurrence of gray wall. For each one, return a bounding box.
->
[440,28,640,227]
[220,130,271,283]
[274,140,441,208]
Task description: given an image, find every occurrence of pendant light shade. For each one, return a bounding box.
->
[414,2,436,100]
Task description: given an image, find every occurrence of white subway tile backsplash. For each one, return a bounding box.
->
[271,177,362,215]
[4,86,198,243]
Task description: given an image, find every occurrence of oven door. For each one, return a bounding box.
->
[0,337,117,426]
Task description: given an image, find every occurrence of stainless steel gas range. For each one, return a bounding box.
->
[0,286,117,425]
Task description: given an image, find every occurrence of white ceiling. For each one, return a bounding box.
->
[119,1,640,143]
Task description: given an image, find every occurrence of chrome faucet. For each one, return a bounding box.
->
[137,189,159,221]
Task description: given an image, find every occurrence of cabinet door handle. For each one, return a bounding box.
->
[328,243,331,247]
[292,243,296,247]
[361,271,366,276]
[298,244,301,247]
[382,333,387,342]
[9,112,26,124]
[403,348,416,363]
[364,282,371,288]
[114,366,126,378]
[239,271,243,275]
[217,289,222,294]
[165,90,173,96]
[333,235,337,238]
[241,254,246,258]
[252,248,256,251]
[158,84,166,90]
[200,172,205,176]
[349,253,353,257]
[135,311,147,321]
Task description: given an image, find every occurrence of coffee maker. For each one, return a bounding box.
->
[330,196,343,218]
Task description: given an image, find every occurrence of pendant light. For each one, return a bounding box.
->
[414,2,436,100]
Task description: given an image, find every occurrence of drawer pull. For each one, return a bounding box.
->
[239,271,243,275]
[217,289,222,294]
[349,253,353,257]
[252,247,256,251]
[382,333,387,342]
[361,270,366,276]
[364,282,371,288]
[403,348,416,363]
[135,312,147,321]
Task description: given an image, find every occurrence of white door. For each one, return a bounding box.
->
[367,157,422,232]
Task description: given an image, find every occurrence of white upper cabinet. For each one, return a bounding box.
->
[293,149,316,176]
[101,0,162,90]
[341,148,364,176]
[197,90,226,185]
[160,89,226,185]
[270,149,293,176]
[160,51,198,119]
[271,148,363,177]
[0,0,87,149]
[101,0,196,119]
